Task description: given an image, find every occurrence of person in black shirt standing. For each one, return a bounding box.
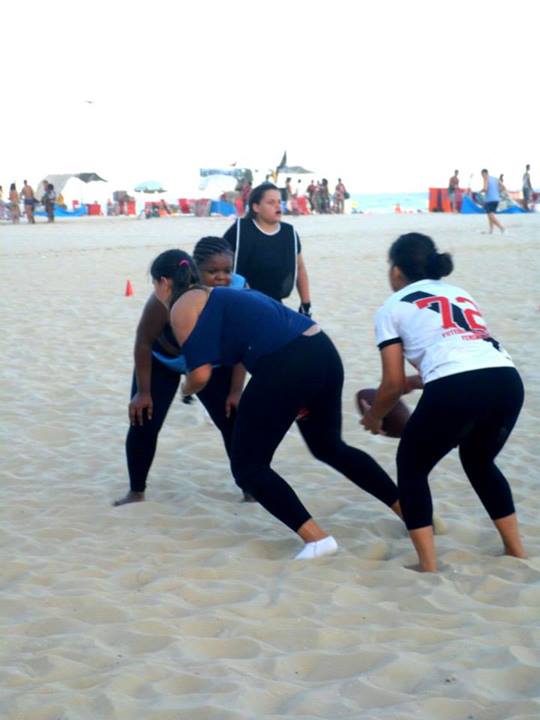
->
[223,182,312,315]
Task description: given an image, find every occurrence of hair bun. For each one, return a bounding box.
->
[427,252,453,279]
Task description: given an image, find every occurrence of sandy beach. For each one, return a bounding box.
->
[1,211,539,720]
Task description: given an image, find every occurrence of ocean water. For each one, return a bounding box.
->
[349,191,428,214]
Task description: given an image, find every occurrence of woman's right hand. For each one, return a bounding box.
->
[129,391,153,426]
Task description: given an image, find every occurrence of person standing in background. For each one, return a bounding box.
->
[241,180,252,214]
[522,164,532,211]
[498,174,511,204]
[223,182,312,316]
[9,183,20,223]
[285,177,293,214]
[481,169,504,234]
[306,179,316,212]
[20,180,36,224]
[448,170,459,213]
[42,182,57,223]
[320,179,330,213]
[334,178,347,214]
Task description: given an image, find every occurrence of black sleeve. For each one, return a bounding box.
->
[291,231,302,255]
[223,221,238,252]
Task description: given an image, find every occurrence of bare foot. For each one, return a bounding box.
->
[113,491,145,507]
[404,563,438,573]
[504,547,528,559]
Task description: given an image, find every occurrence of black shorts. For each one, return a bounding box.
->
[485,201,498,213]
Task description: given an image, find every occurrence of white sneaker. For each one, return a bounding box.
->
[295,535,338,560]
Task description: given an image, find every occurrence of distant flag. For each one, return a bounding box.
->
[273,150,287,183]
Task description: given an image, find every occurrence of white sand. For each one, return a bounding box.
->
[1,212,539,720]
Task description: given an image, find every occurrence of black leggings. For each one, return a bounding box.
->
[125,352,235,492]
[397,367,524,530]
[230,332,399,532]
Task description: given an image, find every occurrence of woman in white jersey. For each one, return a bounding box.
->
[361,233,526,572]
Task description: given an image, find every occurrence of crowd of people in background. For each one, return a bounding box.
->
[0,180,57,223]
[2,166,536,224]
[252,176,350,215]
[302,177,348,214]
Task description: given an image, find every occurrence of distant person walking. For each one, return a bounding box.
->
[481,169,504,234]
[20,180,36,224]
[9,183,20,223]
[448,170,459,213]
[522,164,532,211]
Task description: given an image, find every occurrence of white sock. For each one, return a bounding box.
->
[295,535,338,560]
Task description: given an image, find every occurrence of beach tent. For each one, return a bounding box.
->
[460,195,526,214]
[38,173,108,206]
[198,168,252,198]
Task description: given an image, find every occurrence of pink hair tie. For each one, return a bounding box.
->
[179,259,189,267]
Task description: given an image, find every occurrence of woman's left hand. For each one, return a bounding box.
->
[360,402,385,435]
[225,390,242,418]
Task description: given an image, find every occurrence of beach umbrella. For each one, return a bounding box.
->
[134,181,166,193]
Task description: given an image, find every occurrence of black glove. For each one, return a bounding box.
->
[298,302,312,317]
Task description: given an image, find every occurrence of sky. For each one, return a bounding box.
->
[2,0,538,196]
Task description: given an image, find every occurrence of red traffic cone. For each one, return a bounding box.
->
[125,280,134,297]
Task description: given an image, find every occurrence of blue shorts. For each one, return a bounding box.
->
[485,201,498,213]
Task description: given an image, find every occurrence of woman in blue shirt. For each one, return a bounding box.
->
[150,248,401,560]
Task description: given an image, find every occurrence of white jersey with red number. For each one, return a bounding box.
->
[375,279,514,384]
